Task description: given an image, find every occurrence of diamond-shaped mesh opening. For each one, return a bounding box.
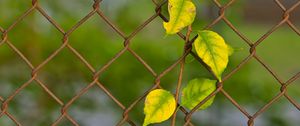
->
[129,18,185,73]
[189,94,249,126]
[36,48,93,102]
[6,10,63,66]
[256,24,300,81]
[100,0,156,35]
[38,0,95,30]
[68,15,124,69]
[98,51,154,105]
[223,1,286,43]
[5,81,61,125]
[223,59,281,110]
[158,66,182,92]
[67,87,126,126]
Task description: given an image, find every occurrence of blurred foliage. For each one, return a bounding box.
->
[0,0,299,126]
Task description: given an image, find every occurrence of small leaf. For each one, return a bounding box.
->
[194,30,229,81]
[143,89,176,126]
[163,0,196,34]
[181,78,217,110]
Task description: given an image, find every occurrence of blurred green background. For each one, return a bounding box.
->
[0,0,299,126]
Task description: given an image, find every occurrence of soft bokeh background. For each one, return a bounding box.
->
[0,0,300,126]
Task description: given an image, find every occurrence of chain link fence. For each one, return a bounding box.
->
[0,0,300,126]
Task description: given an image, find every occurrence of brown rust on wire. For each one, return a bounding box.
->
[0,0,299,126]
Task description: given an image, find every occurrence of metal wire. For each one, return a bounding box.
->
[0,0,299,126]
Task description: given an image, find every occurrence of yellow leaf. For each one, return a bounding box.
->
[143,89,176,126]
[163,0,196,34]
[194,30,229,81]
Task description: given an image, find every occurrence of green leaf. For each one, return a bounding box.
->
[163,0,196,34]
[143,89,176,126]
[194,30,229,81]
[181,78,217,110]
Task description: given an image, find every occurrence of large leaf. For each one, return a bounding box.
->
[143,89,176,126]
[163,0,196,34]
[181,78,217,110]
[194,30,229,81]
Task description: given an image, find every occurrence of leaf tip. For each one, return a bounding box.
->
[142,119,150,126]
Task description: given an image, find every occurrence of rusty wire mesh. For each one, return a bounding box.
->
[0,0,300,126]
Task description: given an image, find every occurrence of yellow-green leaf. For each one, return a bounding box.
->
[143,89,176,126]
[181,78,217,110]
[194,30,229,81]
[163,0,196,34]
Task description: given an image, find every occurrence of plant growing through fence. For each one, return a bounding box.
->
[143,0,233,125]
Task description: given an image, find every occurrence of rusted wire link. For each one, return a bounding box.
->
[0,0,299,126]
[171,25,192,126]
